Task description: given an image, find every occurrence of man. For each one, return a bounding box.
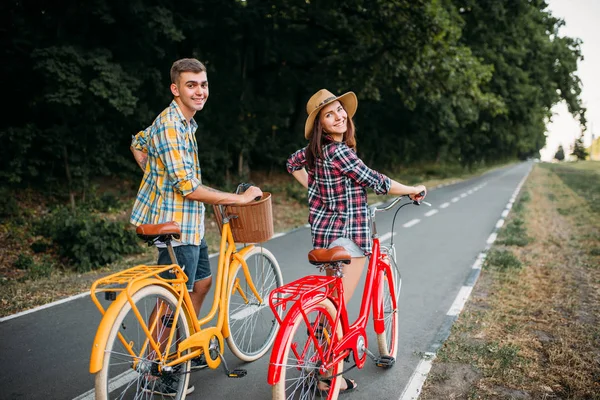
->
[130,58,262,396]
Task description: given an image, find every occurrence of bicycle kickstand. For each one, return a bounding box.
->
[217,352,248,378]
[364,346,396,369]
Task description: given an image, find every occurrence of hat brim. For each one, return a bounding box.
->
[304,91,358,139]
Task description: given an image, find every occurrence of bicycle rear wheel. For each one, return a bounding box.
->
[272,299,344,400]
[376,263,400,359]
[95,285,192,400]
[227,246,283,361]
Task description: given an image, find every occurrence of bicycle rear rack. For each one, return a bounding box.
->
[90,264,187,316]
[268,274,338,325]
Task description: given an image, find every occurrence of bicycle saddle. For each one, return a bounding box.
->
[136,221,182,241]
[308,246,352,265]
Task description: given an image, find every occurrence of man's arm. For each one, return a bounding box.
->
[131,146,148,172]
[186,184,263,205]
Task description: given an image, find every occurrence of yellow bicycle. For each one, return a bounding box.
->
[88,191,282,399]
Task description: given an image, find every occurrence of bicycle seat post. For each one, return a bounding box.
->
[162,235,179,265]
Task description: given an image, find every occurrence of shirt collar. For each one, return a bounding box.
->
[169,100,198,132]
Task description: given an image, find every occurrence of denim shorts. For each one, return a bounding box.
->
[328,237,365,258]
[157,239,212,291]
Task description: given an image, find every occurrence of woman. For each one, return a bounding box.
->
[286,88,427,394]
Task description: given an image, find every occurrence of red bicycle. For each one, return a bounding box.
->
[267,195,423,399]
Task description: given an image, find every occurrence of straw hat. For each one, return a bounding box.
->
[304,89,358,139]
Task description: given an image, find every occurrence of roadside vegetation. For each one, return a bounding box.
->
[0,162,504,318]
[421,160,600,399]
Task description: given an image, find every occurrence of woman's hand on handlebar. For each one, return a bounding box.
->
[408,185,427,202]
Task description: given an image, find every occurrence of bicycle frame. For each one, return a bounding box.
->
[89,214,263,374]
[268,200,400,384]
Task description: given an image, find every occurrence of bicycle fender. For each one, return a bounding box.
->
[222,245,254,339]
[267,302,305,385]
[89,279,175,374]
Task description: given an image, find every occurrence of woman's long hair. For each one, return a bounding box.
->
[306,108,356,170]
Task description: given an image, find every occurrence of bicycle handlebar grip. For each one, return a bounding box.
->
[237,182,261,201]
[412,191,426,206]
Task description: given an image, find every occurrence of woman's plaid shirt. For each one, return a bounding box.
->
[130,101,205,245]
[287,138,391,255]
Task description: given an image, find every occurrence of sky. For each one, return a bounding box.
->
[540,0,600,161]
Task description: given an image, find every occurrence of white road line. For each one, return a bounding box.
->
[472,253,486,270]
[403,219,421,228]
[487,232,498,244]
[447,286,474,316]
[439,202,450,209]
[399,352,437,400]
[424,209,438,217]
[501,209,509,218]
[379,232,393,242]
[230,304,266,320]
[73,370,137,400]
[496,219,505,229]
[460,193,467,198]
[0,292,91,323]
[451,197,460,203]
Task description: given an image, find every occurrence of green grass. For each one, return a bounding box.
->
[484,249,522,271]
[542,161,600,213]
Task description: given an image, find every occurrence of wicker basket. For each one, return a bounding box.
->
[213,192,274,243]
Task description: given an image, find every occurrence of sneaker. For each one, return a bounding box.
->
[141,375,195,397]
[190,354,208,371]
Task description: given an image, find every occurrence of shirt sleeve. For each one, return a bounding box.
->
[286,147,307,173]
[333,144,391,195]
[131,128,149,152]
[152,121,201,196]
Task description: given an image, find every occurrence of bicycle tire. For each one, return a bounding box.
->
[376,263,400,359]
[226,246,283,361]
[95,285,192,400]
[272,298,344,400]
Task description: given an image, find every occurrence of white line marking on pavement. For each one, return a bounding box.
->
[0,292,91,323]
[379,232,393,242]
[496,219,505,229]
[424,209,438,217]
[487,232,498,244]
[403,219,421,228]
[451,197,460,203]
[447,286,474,316]
[439,202,450,209]
[72,370,137,400]
[399,352,436,400]
[472,253,486,270]
[460,193,467,198]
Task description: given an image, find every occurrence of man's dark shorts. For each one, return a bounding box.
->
[157,239,212,291]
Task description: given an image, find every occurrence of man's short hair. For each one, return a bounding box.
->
[170,58,207,84]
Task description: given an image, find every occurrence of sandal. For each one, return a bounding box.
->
[317,377,357,396]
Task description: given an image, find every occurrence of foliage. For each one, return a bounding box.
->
[1,0,586,192]
[571,134,588,161]
[34,207,142,272]
[554,145,565,161]
[484,249,522,271]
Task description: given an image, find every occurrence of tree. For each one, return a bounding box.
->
[554,145,565,161]
[571,134,588,160]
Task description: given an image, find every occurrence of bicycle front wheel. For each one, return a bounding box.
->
[376,263,400,359]
[272,299,344,400]
[95,285,192,400]
[226,246,283,361]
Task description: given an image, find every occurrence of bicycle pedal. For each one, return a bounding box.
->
[227,368,247,378]
[375,355,395,369]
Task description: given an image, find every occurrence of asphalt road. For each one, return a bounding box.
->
[0,162,532,400]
